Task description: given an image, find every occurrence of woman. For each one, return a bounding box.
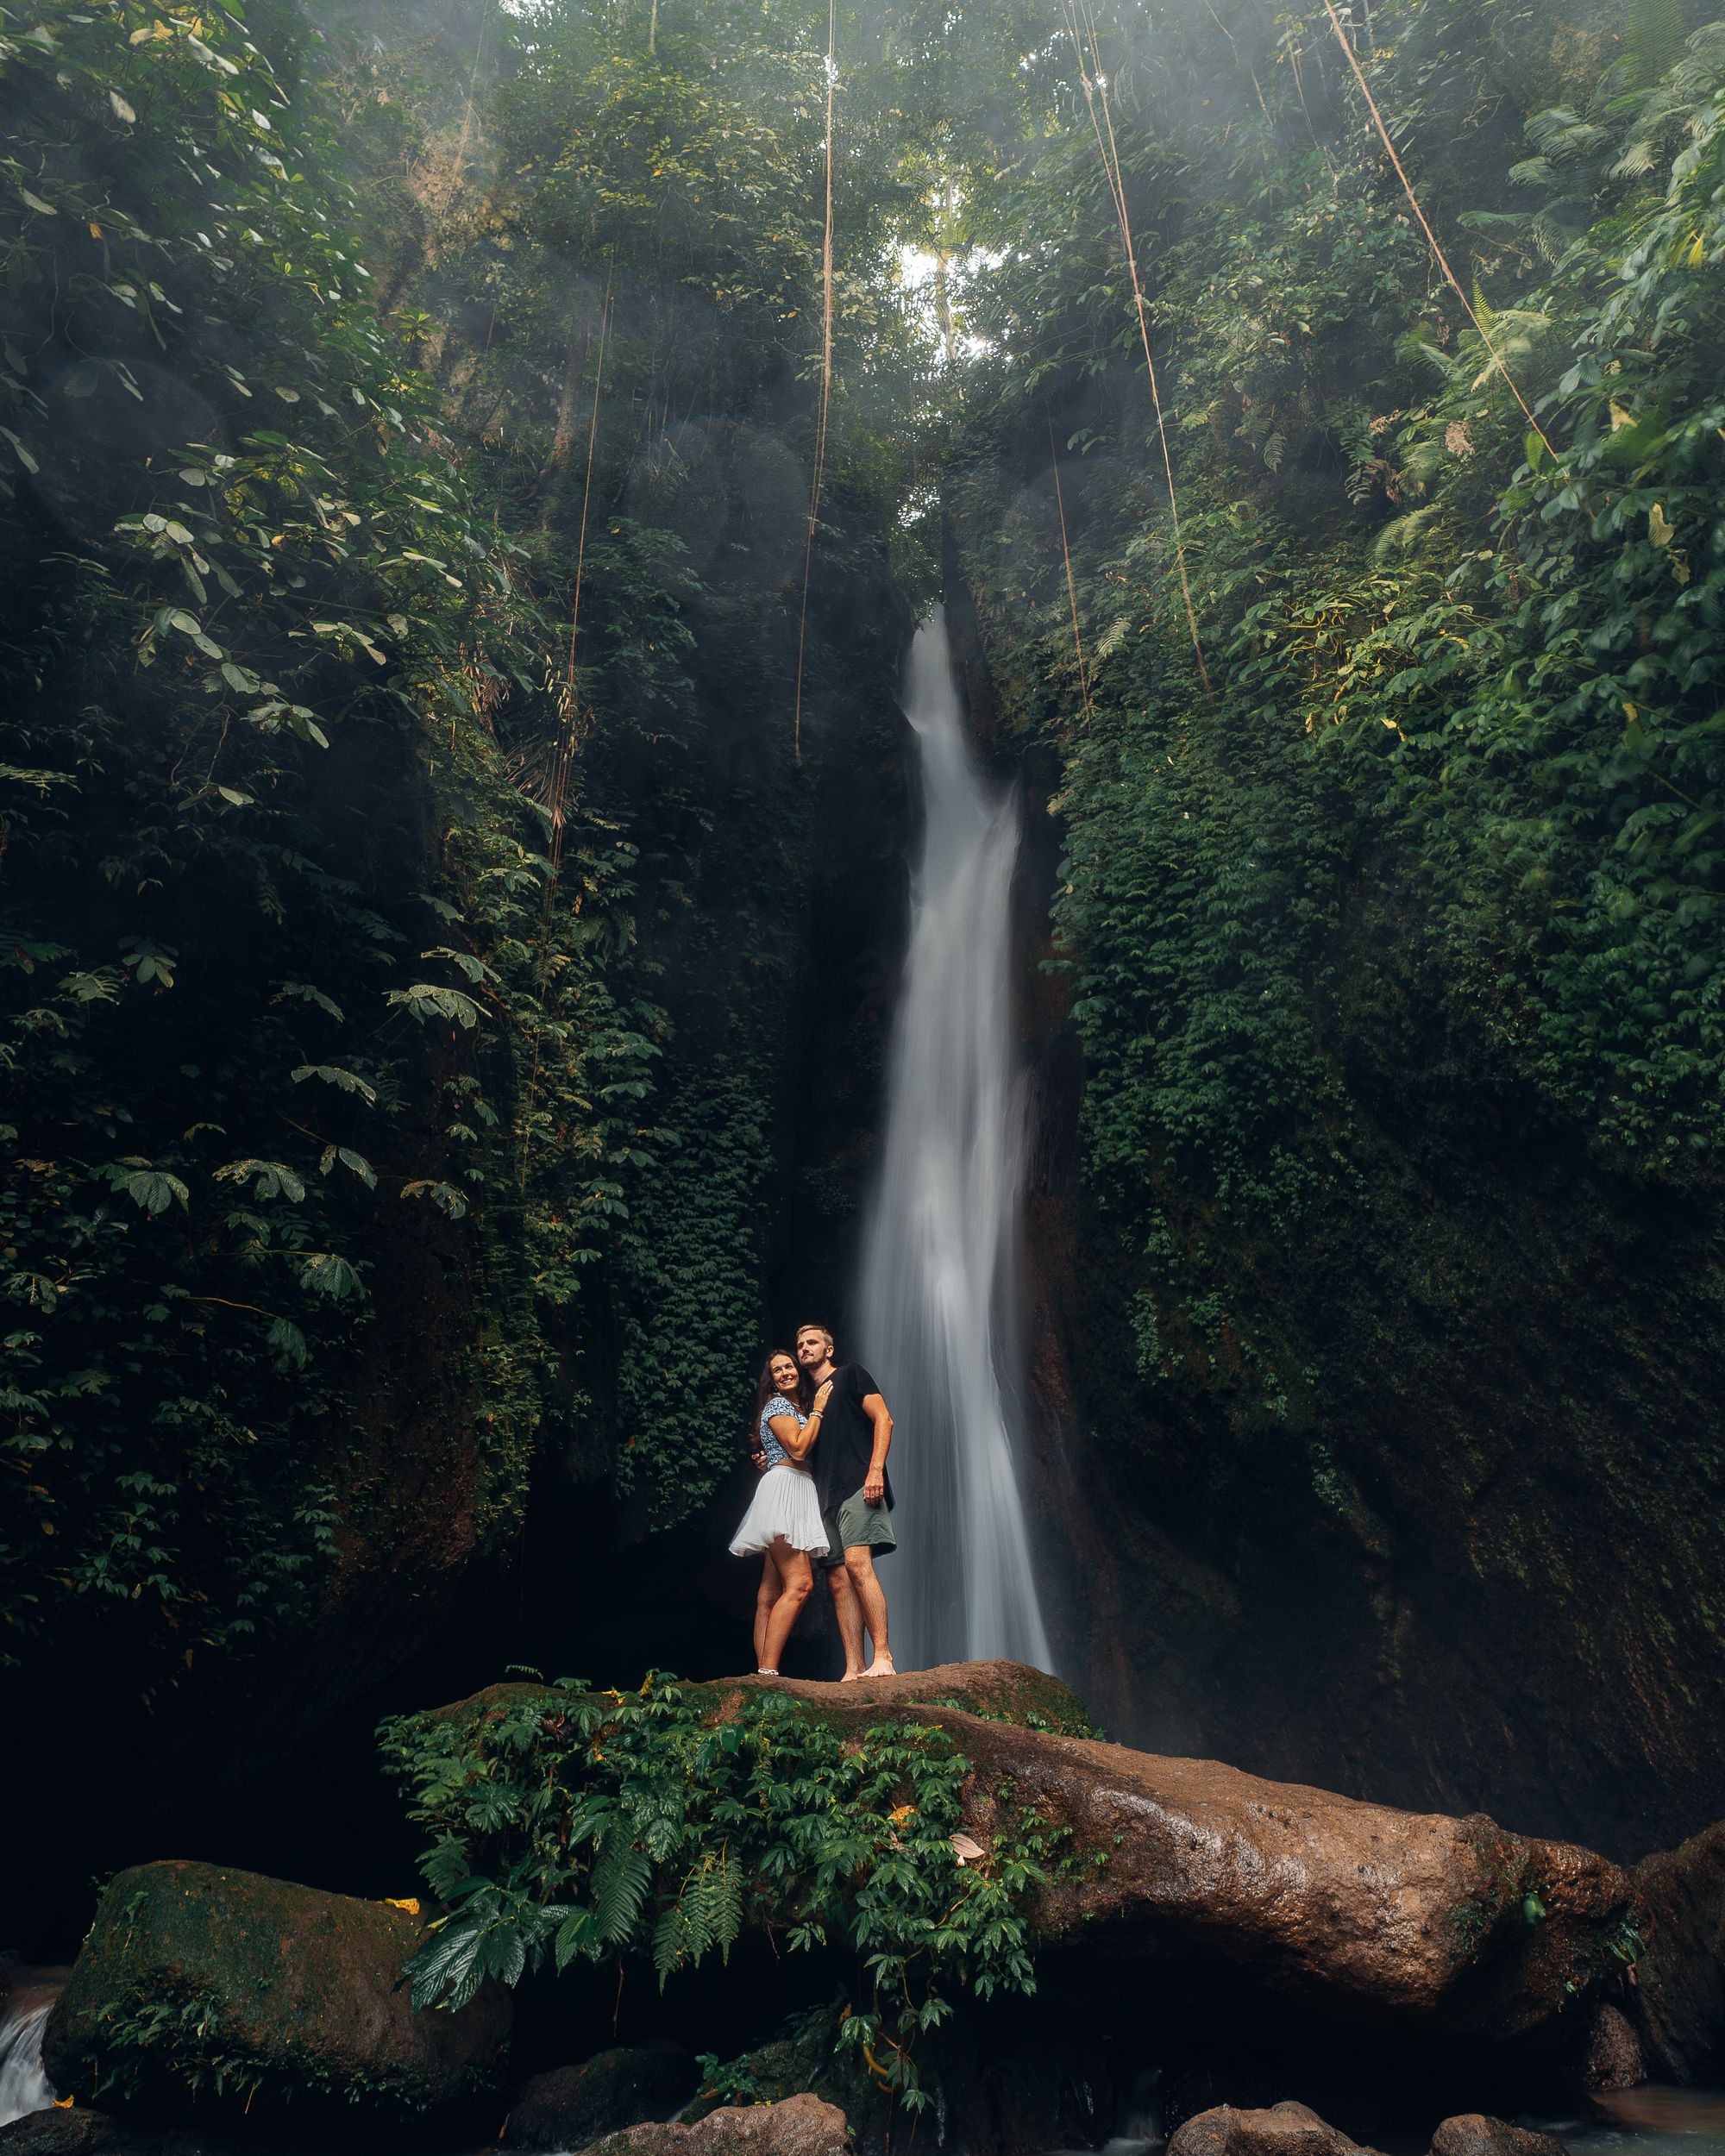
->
[729,1350,831,1675]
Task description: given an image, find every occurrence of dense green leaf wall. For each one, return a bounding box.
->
[0,0,913,1702]
[943,0,1725,1843]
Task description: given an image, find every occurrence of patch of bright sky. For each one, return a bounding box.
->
[895,242,1005,367]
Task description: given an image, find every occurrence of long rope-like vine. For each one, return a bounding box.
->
[1315,0,1556,456]
[1049,421,1094,728]
[792,0,837,765]
[1060,0,1211,691]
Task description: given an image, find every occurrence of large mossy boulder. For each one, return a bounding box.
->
[41,1863,509,2140]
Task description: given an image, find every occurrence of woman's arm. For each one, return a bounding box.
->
[769,1405,821,1463]
[770,1381,831,1464]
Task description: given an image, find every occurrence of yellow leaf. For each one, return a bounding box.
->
[1648,503,1674,548]
[53,2098,74,2111]
[384,1896,420,1915]
[1686,233,1706,268]
[1609,400,1634,431]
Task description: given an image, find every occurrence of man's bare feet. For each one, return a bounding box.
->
[868,1656,897,1677]
[838,1667,867,1683]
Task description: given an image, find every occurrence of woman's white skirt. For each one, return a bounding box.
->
[730,1463,828,1556]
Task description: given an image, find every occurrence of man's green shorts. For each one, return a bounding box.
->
[819,1485,896,1568]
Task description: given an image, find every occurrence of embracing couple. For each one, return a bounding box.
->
[728,1322,896,1681]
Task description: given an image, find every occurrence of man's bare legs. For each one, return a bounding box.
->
[759,1539,812,1673]
[833,1546,894,1677]
[753,1552,782,1670]
[825,1562,868,1678]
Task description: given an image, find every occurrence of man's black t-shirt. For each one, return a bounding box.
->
[812,1363,894,1514]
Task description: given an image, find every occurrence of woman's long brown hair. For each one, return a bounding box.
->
[746,1350,810,1451]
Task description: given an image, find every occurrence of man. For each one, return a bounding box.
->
[794,1321,896,1680]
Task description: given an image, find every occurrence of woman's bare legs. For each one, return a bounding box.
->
[759,1539,813,1673]
[753,1551,782,1670]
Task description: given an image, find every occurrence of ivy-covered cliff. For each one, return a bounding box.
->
[942,0,1725,1854]
[0,0,925,1923]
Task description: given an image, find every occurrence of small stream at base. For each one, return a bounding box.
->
[0,1973,62,2129]
[1563,2088,1725,2156]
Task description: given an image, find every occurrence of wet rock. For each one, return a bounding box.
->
[1580,2002,1645,2091]
[1167,2101,1376,2156]
[1429,2117,1565,2156]
[41,1863,509,2140]
[1629,1818,1725,2079]
[504,2043,698,2150]
[589,2092,848,2156]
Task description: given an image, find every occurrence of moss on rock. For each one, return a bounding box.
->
[41,1862,509,2140]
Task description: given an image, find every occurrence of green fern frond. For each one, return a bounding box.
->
[592,1839,653,1946]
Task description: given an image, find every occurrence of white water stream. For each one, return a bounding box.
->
[856,608,1053,1672]
[0,1983,59,2129]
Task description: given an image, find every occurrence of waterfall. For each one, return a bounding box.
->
[0,1983,60,2129]
[857,608,1052,1672]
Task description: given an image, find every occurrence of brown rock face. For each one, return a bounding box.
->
[1429,2117,1565,2156]
[839,1690,1635,2040]
[1628,1819,1725,2079]
[1580,2003,1645,2091]
[589,2094,849,2156]
[41,1862,509,2137]
[1166,2101,1377,2156]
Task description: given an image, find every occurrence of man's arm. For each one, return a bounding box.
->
[861,1393,893,1505]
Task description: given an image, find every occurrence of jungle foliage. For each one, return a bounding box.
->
[380,1674,1070,2107]
[943,0,1725,1425]
[0,0,961,1681]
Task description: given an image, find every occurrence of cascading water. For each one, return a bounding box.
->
[857,607,1052,1673]
[0,1977,60,2129]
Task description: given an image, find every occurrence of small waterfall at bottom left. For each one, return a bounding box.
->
[0,1974,62,2128]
